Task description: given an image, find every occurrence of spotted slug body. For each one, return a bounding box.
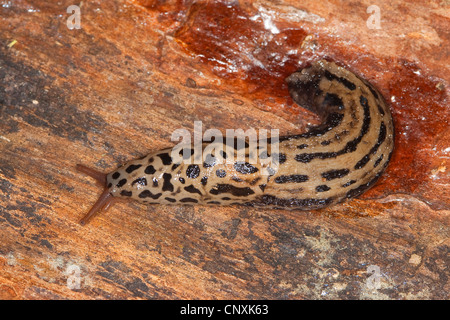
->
[77,60,394,225]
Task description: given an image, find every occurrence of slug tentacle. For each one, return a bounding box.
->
[76,60,394,225]
[76,164,116,225]
[76,164,107,186]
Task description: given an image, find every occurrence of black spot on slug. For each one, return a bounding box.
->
[186,165,200,179]
[316,185,331,192]
[201,176,208,186]
[112,172,120,179]
[131,177,147,187]
[216,169,226,178]
[234,162,258,174]
[158,153,172,165]
[145,165,156,175]
[120,190,132,197]
[184,185,202,195]
[162,173,174,192]
[116,179,127,188]
[126,164,142,174]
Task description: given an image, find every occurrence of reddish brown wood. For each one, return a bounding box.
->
[0,0,448,299]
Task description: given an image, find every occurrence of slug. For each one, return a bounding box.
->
[77,60,394,225]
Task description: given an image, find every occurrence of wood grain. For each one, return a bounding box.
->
[0,0,448,299]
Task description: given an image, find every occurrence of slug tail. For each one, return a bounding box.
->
[76,164,115,225]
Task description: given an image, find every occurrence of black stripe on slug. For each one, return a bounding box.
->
[366,83,380,100]
[184,185,202,195]
[288,112,344,140]
[297,144,308,149]
[180,197,199,203]
[186,165,200,179]
[131,177,147,187]
[324,70,357,90]
[138,190,162,199]
[342,180,357,188]
[120,190,132,197]
[346,171,384,199]
[165,197,177,203]
[377,104,385,116]
[255,195,333,208]
[374,154,384,168]
[116,179,127,188]
[158,153,172,165]
[234,162,259,174]
[323,92,344,109]
[316,185,331,192]
[209,184,255,197]
[274,175,309,184]
[354,155,371,170]
[162,173,174,192]
[354,122,387,170]
[125,164,142,173]
[321,169,350,181]
[295,96,371,163]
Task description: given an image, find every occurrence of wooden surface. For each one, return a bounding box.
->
[0,0,449,299]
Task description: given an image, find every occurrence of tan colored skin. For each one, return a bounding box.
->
[77,60,394,225]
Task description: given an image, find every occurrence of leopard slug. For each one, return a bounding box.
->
[77,60,394,225]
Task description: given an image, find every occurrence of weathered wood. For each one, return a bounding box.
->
[0,0,448,299]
